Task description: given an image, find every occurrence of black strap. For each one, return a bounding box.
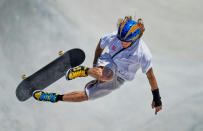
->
[111,48,126,59]
[111,41,135,59]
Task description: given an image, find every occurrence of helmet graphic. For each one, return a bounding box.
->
[117,20,141,42]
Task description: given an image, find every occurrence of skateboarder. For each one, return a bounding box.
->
[33,16,162,115]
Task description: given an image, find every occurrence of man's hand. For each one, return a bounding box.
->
[152,101,162,115]
[146,68,162,115]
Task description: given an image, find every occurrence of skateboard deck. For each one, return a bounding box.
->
[16,48,85,102]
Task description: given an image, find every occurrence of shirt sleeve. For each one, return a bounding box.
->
[100,32,117,49]
[140,41,153,73]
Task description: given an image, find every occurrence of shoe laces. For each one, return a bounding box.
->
[40,93,56,102]
[71,70,84,77]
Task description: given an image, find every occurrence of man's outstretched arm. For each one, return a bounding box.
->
[146,68,162,115]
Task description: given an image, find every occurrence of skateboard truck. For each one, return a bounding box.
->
[21,74,28,80]
[58,51,64,56]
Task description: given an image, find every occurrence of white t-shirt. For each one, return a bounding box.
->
[98,32,152,81]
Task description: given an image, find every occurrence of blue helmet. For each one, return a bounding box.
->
[117,20,141,42]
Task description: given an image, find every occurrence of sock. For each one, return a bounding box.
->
[56,95,64,101]
[85,67,89,75]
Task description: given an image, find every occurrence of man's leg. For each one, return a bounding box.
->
[62,91,88,102]
[33,90,88,103]
[88,66,114,82]
[67,66,114,82]
[87,67,103,80]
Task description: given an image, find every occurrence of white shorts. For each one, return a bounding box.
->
[85,76,124,100]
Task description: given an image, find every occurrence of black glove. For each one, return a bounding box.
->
[152,89,162,107]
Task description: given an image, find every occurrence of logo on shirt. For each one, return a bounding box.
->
[112,45,116,51]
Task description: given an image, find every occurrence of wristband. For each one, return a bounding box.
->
[152,89,162,107]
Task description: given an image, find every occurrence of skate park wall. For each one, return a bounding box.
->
[0,0,203,131]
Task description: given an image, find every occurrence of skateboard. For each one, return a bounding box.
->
[16,48,85,102]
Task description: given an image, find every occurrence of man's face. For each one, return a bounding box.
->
[121,41,132,48]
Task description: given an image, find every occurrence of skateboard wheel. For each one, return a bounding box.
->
[59,51,64,56]
[22,74,28,79]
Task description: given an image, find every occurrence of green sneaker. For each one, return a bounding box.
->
[66,66,89,80]
[33,90,59,103]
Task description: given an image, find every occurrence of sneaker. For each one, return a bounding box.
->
[33,90,59,103]
[66,66,89,80]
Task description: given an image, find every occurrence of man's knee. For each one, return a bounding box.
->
[101,67,114,81]
[88,66,114,81]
